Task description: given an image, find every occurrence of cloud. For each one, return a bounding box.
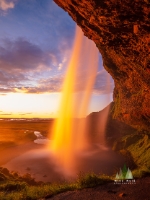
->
[0,0,15,11]
[57,68,114,95]
[0,70,27,87]
[0,38,55,72]
[0,87,15,92]
[0,37,67,93]
[0,68,114,95]
[19,113,32,115]
[93,70,114,94]
[0,113,12,115]
[12,74,64,94]
[0,93,7,95]
[0,36,114,95]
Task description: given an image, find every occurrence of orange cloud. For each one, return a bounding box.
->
[0,0,15,11]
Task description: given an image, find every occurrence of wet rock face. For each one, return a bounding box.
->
[54,0,150,131]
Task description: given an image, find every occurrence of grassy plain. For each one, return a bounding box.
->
[0,119,53,145]
[0,119,54,165]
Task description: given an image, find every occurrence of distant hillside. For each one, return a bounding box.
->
[87,102,136,146]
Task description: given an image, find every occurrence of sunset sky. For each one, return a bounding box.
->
[0,0,114,118]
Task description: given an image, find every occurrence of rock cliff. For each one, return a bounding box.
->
[54,0,150,131]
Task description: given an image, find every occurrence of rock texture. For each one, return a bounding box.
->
[54,0,150,131]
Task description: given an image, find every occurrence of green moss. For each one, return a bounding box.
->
[132,166,150,178]
[128,134,150,167]
[113,133,150,174]
[76,173,111,189]
[0,181,27,192]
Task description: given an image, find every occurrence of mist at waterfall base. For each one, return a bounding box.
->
[2,26,124,182]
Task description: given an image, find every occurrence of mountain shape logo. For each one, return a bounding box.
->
[115,165,133,180]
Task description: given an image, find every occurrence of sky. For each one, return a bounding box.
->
[0,0,114,118]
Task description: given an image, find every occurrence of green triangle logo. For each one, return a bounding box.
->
[115,172,119,179]
[125,168,133,179]
[119,168,124,179]
[115,165,134,180]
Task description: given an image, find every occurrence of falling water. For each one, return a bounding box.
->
[48,25,99,175]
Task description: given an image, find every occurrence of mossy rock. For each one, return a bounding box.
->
[113,133,150,173]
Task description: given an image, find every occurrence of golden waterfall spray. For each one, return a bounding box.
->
[48,25,98,175]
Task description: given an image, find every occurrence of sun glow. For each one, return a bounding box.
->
[0,93,61,118]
